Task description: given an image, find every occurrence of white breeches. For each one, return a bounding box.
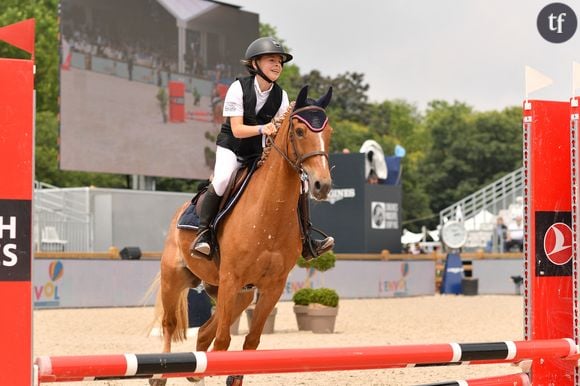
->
[211,146,241,196]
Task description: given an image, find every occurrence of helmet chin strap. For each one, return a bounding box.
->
[254,62,274,83]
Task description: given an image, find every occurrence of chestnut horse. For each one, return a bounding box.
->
[150,85,333,386]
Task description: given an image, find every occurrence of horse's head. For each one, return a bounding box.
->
[287,85,334,200]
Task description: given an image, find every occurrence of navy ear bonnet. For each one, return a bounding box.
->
[293,86,333,132]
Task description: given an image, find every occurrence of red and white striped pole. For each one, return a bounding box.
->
[35,339,576,383]
[417,372,530,386]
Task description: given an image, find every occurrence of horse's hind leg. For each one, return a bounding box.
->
[195,284,219,351]
[159,265,200,353]
[150,269,191,386]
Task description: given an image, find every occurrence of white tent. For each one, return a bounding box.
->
[401,228,424,244]
[428,228,440,242]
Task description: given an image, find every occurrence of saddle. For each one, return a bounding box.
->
[177,159,259,245]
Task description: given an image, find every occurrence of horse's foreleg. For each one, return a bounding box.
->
[196,290,253,351]
[212,281,250,351]
[243,283,285,351]
[196,312,217,351]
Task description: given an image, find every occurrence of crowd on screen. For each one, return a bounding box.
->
[62,23,177,72]
[61,23,234,83]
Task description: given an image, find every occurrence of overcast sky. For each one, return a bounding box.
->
[226,0,579,112]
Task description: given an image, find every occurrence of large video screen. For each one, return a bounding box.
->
[59,0,258,179]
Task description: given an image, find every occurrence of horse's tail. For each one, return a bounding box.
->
[171,287,190,342]
[145,270,190,342]
[144,271,162,336]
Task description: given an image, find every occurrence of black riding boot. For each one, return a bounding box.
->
[298,193,335,260]
[191,185,221,258]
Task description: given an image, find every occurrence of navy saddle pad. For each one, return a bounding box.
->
[177,201,200,230]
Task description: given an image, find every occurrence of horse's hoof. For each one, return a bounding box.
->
[226,375,244,386]
[148,379,167,386]
[187,376,204,383]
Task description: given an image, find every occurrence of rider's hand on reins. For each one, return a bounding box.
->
[261,122,277,136]
[273,115,284,127]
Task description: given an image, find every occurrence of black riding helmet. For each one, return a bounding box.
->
[244,37,292,83]
[245,37,293,63]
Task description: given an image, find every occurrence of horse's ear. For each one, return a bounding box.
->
[295,85,309,109]
[316,86,333,109]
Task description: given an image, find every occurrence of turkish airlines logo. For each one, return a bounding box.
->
[543,222,572,265]
[535,211,571,277]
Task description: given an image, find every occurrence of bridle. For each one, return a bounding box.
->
[266,105,329,178]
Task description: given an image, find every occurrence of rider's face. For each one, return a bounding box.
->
[255,54,284,81]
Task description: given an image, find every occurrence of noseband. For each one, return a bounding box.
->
[266,105,329,176]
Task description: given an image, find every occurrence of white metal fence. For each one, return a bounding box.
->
[34,182,91,252]
[439,168,524,250]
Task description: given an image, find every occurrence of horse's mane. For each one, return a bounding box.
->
[257,101,295,168]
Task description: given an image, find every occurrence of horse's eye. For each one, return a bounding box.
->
[296,127,305,137]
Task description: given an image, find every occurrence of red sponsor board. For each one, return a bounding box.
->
[0,57,34,384]
[523,100,574,385]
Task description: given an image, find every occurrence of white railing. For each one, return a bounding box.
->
[33,184,91,252]
[439,168,524,250]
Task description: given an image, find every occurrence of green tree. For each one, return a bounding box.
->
[297,70,370,124]
[330,120,371,153]
[420,100,474,216]
[35,111,60,184]
[420,101,522,224]
[471,107,522,181]
[155,177,200,193]
[401,167,433,231]
[277,63,302,100]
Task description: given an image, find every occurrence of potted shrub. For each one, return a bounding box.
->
[292,287,314,331]
[308,287,339,334]
[296,251,336,287]
[292,251,339,333]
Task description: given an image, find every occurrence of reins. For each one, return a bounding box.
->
[265,105,329,176]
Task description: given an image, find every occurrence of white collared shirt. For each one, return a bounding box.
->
[223,77,289,118]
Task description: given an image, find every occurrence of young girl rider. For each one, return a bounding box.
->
[191,36,334,260]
